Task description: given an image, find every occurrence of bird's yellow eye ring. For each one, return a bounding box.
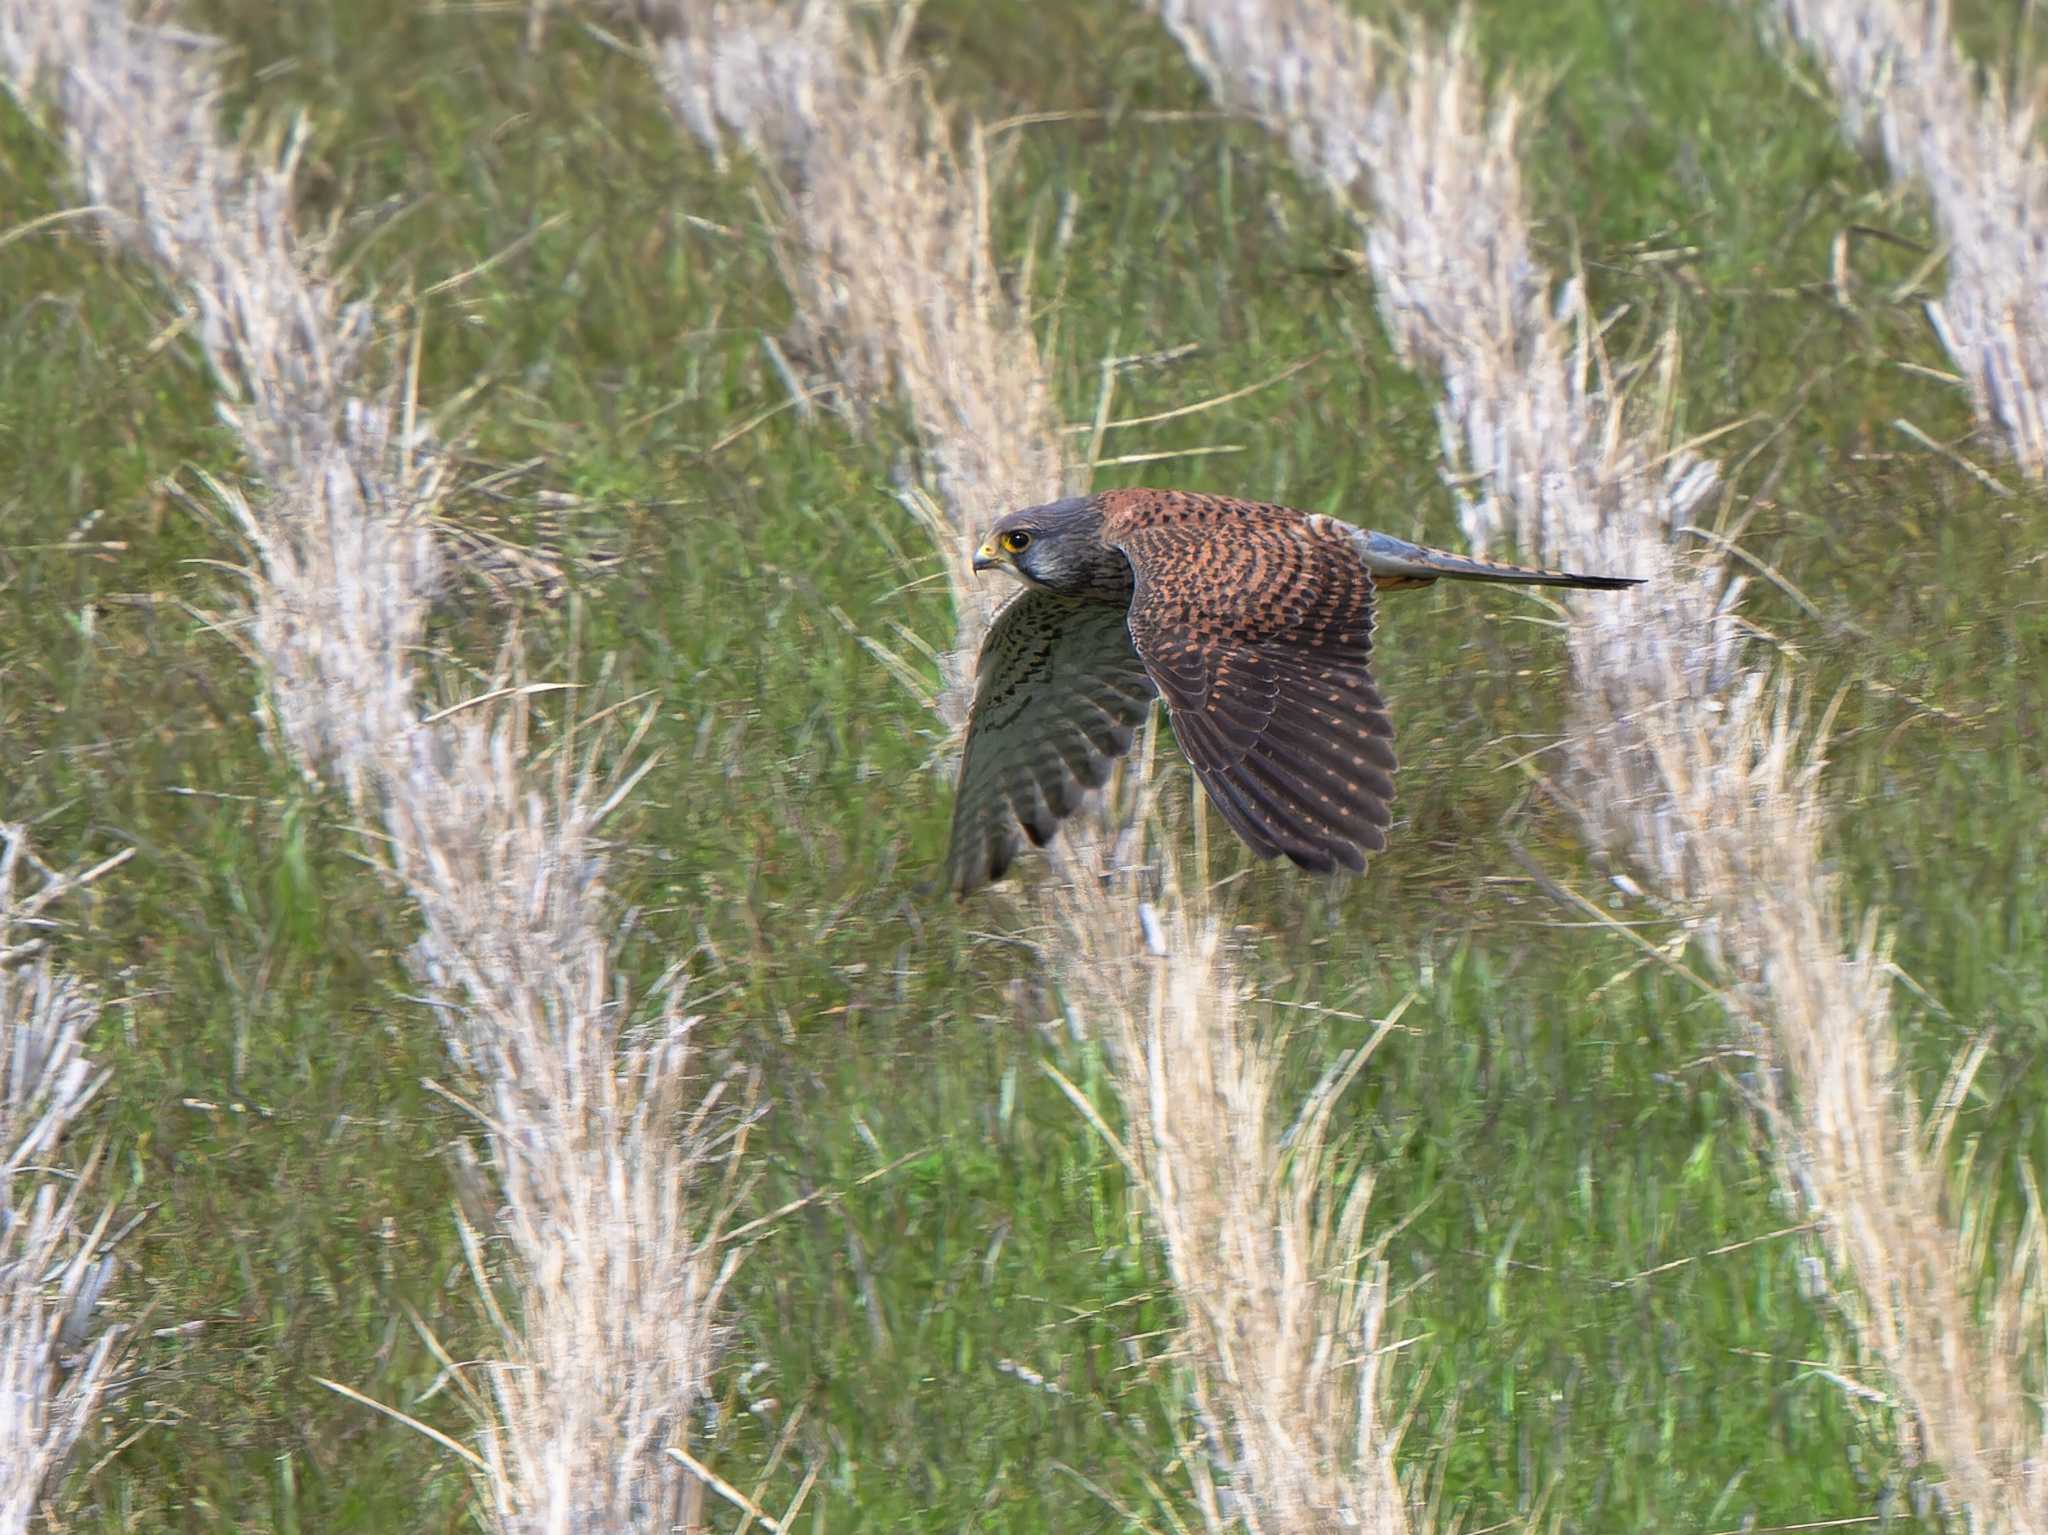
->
[999,529,1033,554]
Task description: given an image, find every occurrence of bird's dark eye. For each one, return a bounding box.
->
[1000,529,1033,554]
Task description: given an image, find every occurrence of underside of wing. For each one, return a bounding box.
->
[1108,504,1399,874]
[948,591,1157,895]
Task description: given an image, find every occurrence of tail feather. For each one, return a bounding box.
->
[1351,528,1642,590]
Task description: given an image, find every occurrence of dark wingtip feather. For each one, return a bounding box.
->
[951,833,1015,898]
[1566,573,1646,589]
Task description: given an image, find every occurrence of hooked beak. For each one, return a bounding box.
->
[972,540,1001,574]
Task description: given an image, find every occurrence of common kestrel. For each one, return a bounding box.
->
[947,488,1640,895]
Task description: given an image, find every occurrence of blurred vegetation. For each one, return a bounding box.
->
[1,0,2041,1528]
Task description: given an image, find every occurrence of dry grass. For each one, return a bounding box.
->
[1775,0,2048,479]
[1156,1,2043,1528]
[1672,690,2048,1533]
[2,4,740,1528]
[382,702,754,1534]
[1049,854,1408,1535]
[0,826,131,1535]
[0,0,437,811]
[654,0,1063,723]
[654,5,1410,1526]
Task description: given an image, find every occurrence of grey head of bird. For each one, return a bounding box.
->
[971,495,1135,603]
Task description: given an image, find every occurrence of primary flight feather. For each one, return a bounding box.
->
[947,488,1641,895]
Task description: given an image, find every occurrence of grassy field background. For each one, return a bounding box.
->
[4,0,2044,1528]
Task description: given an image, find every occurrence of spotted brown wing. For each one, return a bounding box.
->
[948,590,1158,895]
[1104,498,1398,872]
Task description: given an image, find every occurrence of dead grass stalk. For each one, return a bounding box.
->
[653,0,1061,724]
[1155,1,2043,1525]
[1,5,740,1527]
[0,826,130,1534]
[654,5,1409,1525]
[1775,0,2048,478]
[1052,860,1408,1534]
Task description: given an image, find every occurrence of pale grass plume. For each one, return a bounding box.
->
[1155,1,2041,1526]
[1774,0,2048,478]
[388,699,753,1534]
[1362,30,2047,1528]
[651,0,1064,723]
[655,7,1410,1525]
[1150,3,1721,567]
[0,826,131,1533]
[1676,690,2048,1533]
[1051,856,1407,1535]
[0,0,437,812]
[2,3,739,1527]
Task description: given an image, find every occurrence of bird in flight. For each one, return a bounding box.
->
[947,488,1641,895]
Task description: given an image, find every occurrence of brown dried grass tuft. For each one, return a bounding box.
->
[655,5,1410,1524]
[3,5,740,1527]
[1156,1,2044,1526]
[0,826,132,1533]
[1775,0,2048,479]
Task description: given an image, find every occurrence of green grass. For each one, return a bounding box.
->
[2,0,2042,1528]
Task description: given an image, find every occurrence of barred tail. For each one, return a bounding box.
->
[1351,529,1642,590]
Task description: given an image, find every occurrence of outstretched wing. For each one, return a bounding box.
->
[948,590,1157,895]
[1104,496,1398,873]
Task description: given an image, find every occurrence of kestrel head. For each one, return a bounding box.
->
[971,496,1130,601]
